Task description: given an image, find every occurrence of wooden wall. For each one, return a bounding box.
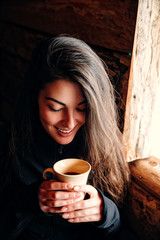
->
[0,0,138,127]
[127,157,160,240]
[1,2,160,240]
[123,0,160,239]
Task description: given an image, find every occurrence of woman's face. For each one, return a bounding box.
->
[38,79,86,145]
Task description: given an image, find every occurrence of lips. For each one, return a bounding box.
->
[55,125,76,135]
[57,128,72,133]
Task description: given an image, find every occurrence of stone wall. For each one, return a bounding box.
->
[0,0,138,130]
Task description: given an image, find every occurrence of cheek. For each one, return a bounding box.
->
[39,108,56,125]
[79,113,86,125]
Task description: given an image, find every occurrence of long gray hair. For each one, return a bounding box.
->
[10,35,130,204]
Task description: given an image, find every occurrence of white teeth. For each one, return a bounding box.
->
[57,128,72,133]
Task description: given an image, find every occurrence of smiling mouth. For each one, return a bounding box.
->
[54,126,74,134]
[57,128,72,133]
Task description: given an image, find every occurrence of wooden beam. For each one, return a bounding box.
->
[0,0,137,53]
[123,0,160,161]
[123,2,160,238]
[125,176,160,240]
[129,156,160,200]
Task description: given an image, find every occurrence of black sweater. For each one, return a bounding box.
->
[0,124,120,240]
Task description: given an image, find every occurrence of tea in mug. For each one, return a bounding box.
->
[64,172,80,175]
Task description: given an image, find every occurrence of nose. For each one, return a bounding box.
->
[62,110,75,129]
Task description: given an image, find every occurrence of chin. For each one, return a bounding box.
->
[53,136,75,145]
[58,139,73,145]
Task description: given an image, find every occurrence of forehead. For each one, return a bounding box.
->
[39,79,86,103]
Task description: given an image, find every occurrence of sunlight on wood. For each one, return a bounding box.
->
[123,0,160,161]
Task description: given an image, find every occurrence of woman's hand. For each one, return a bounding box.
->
[39,180,84,214]
[39,181,103,223]
[61,185,103,223]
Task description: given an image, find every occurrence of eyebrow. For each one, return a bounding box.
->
[45,97,65,106]
[45,97,86,106]
[78,100,87,105]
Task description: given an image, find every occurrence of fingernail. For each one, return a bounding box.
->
[68,218,74,222]
[74,192,81,198]
[62,207,68,212]
[74,186,80,191]
[66,183,73,189]
[63,213,70,219]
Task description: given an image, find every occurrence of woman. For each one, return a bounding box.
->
[0,35,130,240]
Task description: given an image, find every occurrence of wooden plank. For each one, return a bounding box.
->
[123,0,160,161]
[0,0,138,52]
[125,180,160,240]
[129,156,160,200]
[123,2,160,238]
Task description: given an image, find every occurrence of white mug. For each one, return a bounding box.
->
[43,158,91,185]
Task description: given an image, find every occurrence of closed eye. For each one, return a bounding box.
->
[48,105,63,112]
[76,108,86,112]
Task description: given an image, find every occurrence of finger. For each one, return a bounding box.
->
[39,189,81,201]
[62,206,100,219]
[73,185,98,198]
[68,214,102,223]
[41,196,83,208]
[39,202,62,214]
[40,181,73,191]
[39,196,84,214]
[61,195,100,212]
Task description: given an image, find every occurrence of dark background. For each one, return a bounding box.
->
[0,0,138,131]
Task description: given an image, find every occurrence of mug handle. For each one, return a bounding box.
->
[43,168,54,180]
